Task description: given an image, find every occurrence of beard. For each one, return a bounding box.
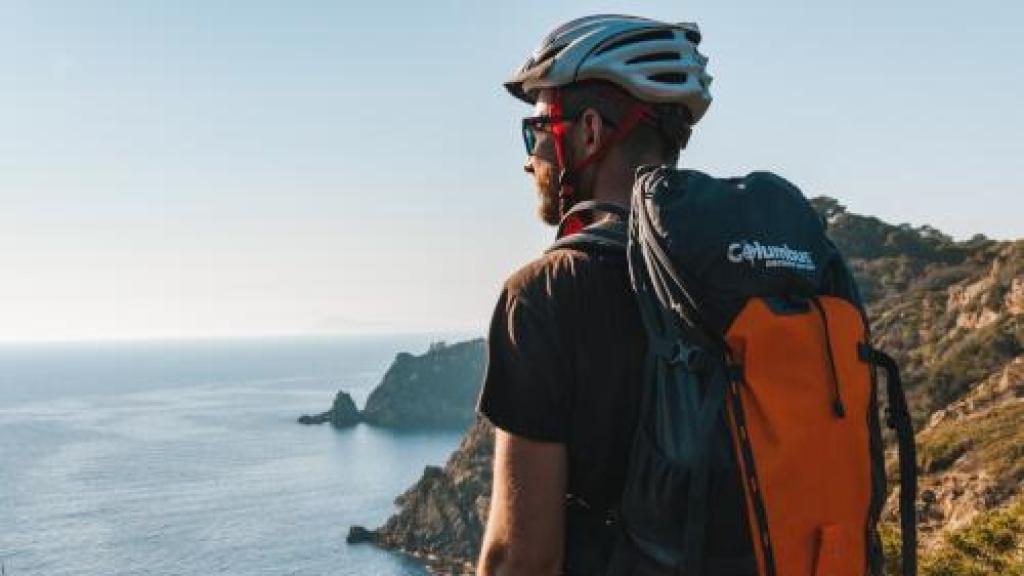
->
[530,143,593,226]
[535,165,561,226]
[534,165,596,226]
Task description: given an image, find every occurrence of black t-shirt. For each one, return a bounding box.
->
[477,245,646,518]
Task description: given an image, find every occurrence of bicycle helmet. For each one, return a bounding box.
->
[505,14,713,124]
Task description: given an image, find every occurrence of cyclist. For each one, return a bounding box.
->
[477,14,715,575]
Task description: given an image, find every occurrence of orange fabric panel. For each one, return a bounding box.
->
[725,296,873,576]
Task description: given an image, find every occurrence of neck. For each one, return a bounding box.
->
[589,155,666,211]
[591,174,632,209]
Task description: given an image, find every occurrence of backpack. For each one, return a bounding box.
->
[549,166,918,576]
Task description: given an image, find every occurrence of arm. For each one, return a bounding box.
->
[477,427,568,576]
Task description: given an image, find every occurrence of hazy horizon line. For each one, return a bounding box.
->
[0,327,484,347]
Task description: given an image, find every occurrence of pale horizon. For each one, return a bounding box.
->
[0,327,483,346]
[2,0,1020,342]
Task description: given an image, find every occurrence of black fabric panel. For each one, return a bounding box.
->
[633,166,839,334]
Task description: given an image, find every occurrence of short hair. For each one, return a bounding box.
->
[558,80,692,166]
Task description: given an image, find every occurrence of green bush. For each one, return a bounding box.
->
[881,497,1024,576]
[918,402,1024,493]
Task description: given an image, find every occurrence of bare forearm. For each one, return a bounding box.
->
[478,500,562,575]
[477,540,561,576]
[476,428,567,576]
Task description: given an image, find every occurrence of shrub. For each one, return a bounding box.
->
[880,497,1024,576]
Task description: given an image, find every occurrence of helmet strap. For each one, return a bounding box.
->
[551,88,653,239]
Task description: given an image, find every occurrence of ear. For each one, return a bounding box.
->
[578,108,605,156]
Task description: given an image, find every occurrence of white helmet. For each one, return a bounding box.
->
[505,14,713,124]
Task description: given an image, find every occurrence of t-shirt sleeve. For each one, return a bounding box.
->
[476,280,573,443]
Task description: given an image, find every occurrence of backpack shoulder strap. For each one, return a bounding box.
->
[859,344,918,576]
[546,200,628,255]
[548,219,627,254]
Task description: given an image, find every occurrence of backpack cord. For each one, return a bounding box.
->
[631,179,724,349]
[809,296,848,418]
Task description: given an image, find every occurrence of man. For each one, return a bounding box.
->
[476,15,714,576]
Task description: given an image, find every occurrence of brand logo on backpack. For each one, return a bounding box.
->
[727,241,816,272]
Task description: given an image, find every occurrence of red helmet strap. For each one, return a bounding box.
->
[550,88,653,238]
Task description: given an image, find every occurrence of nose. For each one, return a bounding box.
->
[523,156,535,174]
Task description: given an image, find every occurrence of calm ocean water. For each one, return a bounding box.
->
[0,335,473,576]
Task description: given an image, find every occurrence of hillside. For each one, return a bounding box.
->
[357,197,1022,575]
[816,197,1023,419]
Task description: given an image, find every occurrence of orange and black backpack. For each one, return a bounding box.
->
[551,166,917,576]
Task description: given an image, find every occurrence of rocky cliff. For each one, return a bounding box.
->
[361,339,486,429]
[298,338,487,430]
[348,417,494,575]
[361,198,1022,575]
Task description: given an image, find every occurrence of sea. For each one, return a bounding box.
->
[0,335,474,576]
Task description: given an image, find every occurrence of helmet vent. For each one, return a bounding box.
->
[626,52,681,65]
[595,29,675,55]
[534,43,568,66]
[649,72,688,84]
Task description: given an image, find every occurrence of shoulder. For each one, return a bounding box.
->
[502,247,621,304]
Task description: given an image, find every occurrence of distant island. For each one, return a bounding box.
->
[298,338,486,430]
[297,390,360,427]
[349,196,1023,575]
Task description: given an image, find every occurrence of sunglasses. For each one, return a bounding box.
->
[521,115,574,156]
[520,113,618,156]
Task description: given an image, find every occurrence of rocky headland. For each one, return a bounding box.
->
[356,198,1023,575]
[361,339,486,429]
[298,338,487,430]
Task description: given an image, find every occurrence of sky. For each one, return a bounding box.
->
[0,0,1020,342]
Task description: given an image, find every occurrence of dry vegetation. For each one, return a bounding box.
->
[812,197,1023,574]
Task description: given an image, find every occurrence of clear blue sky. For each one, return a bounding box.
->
[1,0,1020,342]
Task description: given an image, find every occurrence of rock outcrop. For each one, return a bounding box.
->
[897,357,1022,540]
[364,198,1022,574]
[361,339,486,429]
[298,339,487,430]
[297,390,360,428]
[348,417,494,575]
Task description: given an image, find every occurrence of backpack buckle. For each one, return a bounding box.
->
[665,340,708,373]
